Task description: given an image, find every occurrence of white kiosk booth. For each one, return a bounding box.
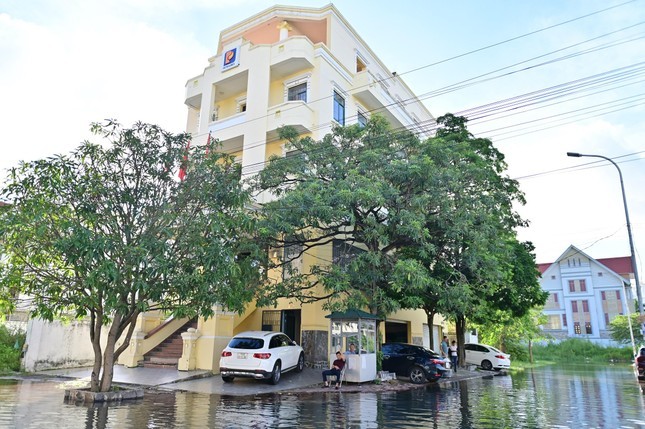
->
[326,310,380,383]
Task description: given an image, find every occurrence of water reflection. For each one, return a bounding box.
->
[2,366,645,428]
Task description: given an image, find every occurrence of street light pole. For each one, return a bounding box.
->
[567,152,643,318]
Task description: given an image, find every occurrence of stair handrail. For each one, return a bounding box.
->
[145,315,175,339]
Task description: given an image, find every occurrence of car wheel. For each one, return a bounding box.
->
[409,365,427,384]
[222,375,235,383]
[269,361,281,385]
[296,353,305,372]
[481,360,493,371]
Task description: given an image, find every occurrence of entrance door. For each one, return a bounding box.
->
[282,310,301,343]
[262,310,301,343]
[385,321,408,343]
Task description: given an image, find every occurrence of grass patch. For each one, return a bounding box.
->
[516,339,633,365]
[508,360,555,371]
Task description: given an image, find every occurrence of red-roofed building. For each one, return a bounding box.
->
[537,245,634,344]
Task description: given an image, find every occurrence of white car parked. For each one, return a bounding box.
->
[464,343,511,371]
[219,331,305,384]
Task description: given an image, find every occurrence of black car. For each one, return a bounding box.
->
[381,343,447,384]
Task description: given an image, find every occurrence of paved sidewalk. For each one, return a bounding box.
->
[39,365,322,396]
[39,365,488,396]
[39,365,212,387]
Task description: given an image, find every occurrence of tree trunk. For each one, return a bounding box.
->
[500,328,506,353]
[99,314,122,392]
[455,315,467,370]
[425,309,436,350]
[90,341,102,393]
[89,312,103,392]
[529,339,534,364]
[100,344,116,393]
[113,310,139,359]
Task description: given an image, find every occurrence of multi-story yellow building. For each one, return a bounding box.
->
[120,4,444,373]
[17,4,448,374]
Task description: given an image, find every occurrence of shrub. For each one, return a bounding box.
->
[503,340,529,362]
[0,324,25,372]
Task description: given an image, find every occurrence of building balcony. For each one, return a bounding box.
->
[185,77,203,109]
[208,112,246,153]
[352,70,391,112]
[270,37,315,79]
[266,101,315,139]
[352,70,404,128]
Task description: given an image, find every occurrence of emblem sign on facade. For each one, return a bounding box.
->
[222,47,240,71]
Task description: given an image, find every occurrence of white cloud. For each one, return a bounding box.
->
[1,0,644,270]
[0,4,209,178]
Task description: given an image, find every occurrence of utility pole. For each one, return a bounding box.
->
[567,152,643,324]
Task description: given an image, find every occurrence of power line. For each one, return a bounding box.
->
[513,153,645,181]
[189,2,642,164]
[485,100,645,142]
[397,0,640,80]
[228,30,645,163]
[231,61,645,178]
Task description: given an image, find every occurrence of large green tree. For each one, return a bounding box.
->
[398,115,545,352]
[252,117,443,317]
[251,114,543,355]
[0,121,262,392]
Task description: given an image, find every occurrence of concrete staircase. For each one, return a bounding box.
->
[142,319,197,368]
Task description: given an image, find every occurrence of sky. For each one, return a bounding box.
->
[1,0,644,272]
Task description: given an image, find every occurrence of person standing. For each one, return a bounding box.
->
[449,340,458,373]
[441,336,449,360]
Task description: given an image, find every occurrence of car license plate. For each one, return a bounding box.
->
[237,353,247,359]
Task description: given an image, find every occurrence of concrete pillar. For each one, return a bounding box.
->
[193,308,237,372]
[138,311,163,333]
[241,46,271,201]
[178,328,201,371]
[120,331,147,368]
[277,21,291,41]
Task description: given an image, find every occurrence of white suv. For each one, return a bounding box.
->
[219,331,305,384]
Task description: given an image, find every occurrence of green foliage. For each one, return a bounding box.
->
[529,339,632,363]
[503,340,529,362]
[405,115,544,343]
[252,114,541,326]
[0,324,25,373]
[473,307,548,353]
[0,120,262,391]
[253,117,433,315]
[609,314,645,344]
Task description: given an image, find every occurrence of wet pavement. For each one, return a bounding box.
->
[37,365,484,396]
[4,365,643,428]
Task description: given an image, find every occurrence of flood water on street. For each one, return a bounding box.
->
[1,365,644,428]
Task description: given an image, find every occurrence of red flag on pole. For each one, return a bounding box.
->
[205,132,212,156]
[178,139,191,181]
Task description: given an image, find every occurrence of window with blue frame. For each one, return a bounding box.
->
[288,83,307,102]
[333,90,345,125]
[357,111,367,128]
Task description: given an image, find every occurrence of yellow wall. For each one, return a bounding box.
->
[176,3,436,372]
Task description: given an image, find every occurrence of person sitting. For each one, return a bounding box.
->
[322,351,346,389]
[347,343,358,354]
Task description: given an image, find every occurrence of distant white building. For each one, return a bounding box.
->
[538,245,634,345]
